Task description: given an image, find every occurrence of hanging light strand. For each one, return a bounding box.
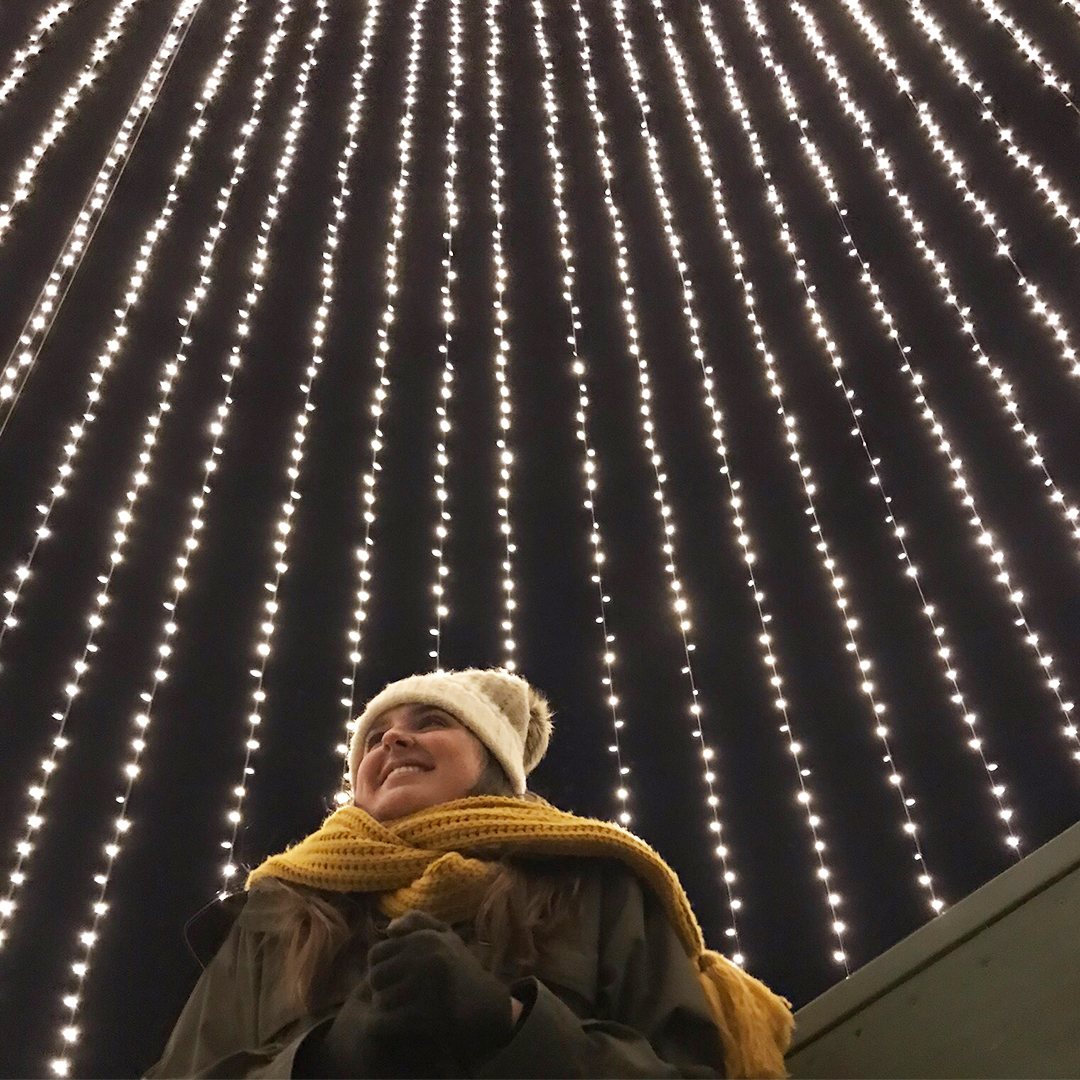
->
[906,1,1080,245]
[0,0,278,677]
[701,0,1021,856]
[971,0,1078,114]
[0,1,81,113]
[485,0,521,673]
[794,5,1080,549]
[647,0,906,964]
[222,0,385,869]
[788,3,1079,764]
[620,0,934,934]
[833,0,1080,403]
[0,0,209,430]
[0,0,145,248]
[831,0,1080,403]
[0,0,299,967]
[569,0,747,962]
[42,7,330,1072]
[530,0,634,827]
[426,0,463,671]
[336,0,432,797]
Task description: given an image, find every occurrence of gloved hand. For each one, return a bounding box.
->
[366,909,517,1073]
[296,968,453,1078]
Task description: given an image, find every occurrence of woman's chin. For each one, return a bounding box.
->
[371,785,439,822]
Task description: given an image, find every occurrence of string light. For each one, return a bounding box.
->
[530,0,634,827]
[794,5,1080,552]
[832,0,1080,401]
[221,0,385,876]
[0,0,274,670]
[637,0,946,915]
[0,0,296,991]
[0,0,144,249]
[639,0,932,965]
[336,0,432,799]
[700,0,1021,856]
[0,0,208,425]
[971,0,1078,112]
[426,0,463,672]
[485,0,521,673]
[569,0,746,962]
[0,2,80,113]
[39,3,331,1073]
[787,3,1079,767]
[906,1,1079,244]
[620,0,927,942]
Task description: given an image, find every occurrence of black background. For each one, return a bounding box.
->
[0,0,1078,1074]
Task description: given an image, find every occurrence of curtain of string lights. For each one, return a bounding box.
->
[0,0,1077,1073]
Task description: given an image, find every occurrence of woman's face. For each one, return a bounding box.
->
[352,703,487,822]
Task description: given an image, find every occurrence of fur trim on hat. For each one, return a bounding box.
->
[522,684,553,774]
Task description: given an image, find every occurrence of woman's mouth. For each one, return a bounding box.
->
[383,763,433,784]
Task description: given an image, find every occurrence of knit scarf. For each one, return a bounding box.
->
[246,796,794,1079]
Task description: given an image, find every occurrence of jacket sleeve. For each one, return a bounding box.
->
[143,915,330,1079]
[474,864,726,1078]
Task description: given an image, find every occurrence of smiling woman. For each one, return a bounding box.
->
[351,704,493,823]
[144,669,792,1078]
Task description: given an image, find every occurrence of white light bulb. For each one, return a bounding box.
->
[0,0,144,254]
[332,0,431,803]
[531,0,635,826]
[830,0,1080,404]
[569,0,745,956]
[426,0,464,670]
[789,0,1080,777]
[485,0,521,675]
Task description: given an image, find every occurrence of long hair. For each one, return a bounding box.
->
[255,753,584,1013]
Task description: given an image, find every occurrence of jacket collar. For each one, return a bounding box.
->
[184,891,248,968]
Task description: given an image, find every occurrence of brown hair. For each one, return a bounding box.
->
[256,753,583,1012]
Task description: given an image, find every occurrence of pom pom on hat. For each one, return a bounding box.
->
[349,668,553,795]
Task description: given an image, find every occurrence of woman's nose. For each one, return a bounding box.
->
[382,727,414,747]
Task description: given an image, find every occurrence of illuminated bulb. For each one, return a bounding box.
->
[0,0,146,252]
[531,0,634,825]
[972,0,1076,105]
[569,0,745,954]
[702,0,1024,857]
[221,0,384,872]
[426,0,464,670]
[789,1,1080,771]
[20,6,341,1072]
[485,0,521,674]
[906,1,1079,245]
[334,0,432,799]
[0,4,78,112]
[651,0,951,932]
[829,0,1080,400]
[2,0,291,972]
[0,0,256,658]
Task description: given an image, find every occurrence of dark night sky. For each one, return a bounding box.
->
[0,0,1078,1074]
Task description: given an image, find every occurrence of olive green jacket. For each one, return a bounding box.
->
[145,859,726,1078]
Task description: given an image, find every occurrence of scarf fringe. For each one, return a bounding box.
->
[247,797,792,1077]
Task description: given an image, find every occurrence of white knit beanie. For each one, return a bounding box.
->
[348,668,554,795]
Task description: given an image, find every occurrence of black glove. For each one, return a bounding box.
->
[366,910,517,1073]
[294,975,452,1078]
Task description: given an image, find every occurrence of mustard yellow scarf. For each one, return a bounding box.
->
[247,796,793,1078]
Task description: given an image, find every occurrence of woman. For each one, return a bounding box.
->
[146,668,793,1078]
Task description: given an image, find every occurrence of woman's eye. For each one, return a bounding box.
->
[365,716,443,749]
